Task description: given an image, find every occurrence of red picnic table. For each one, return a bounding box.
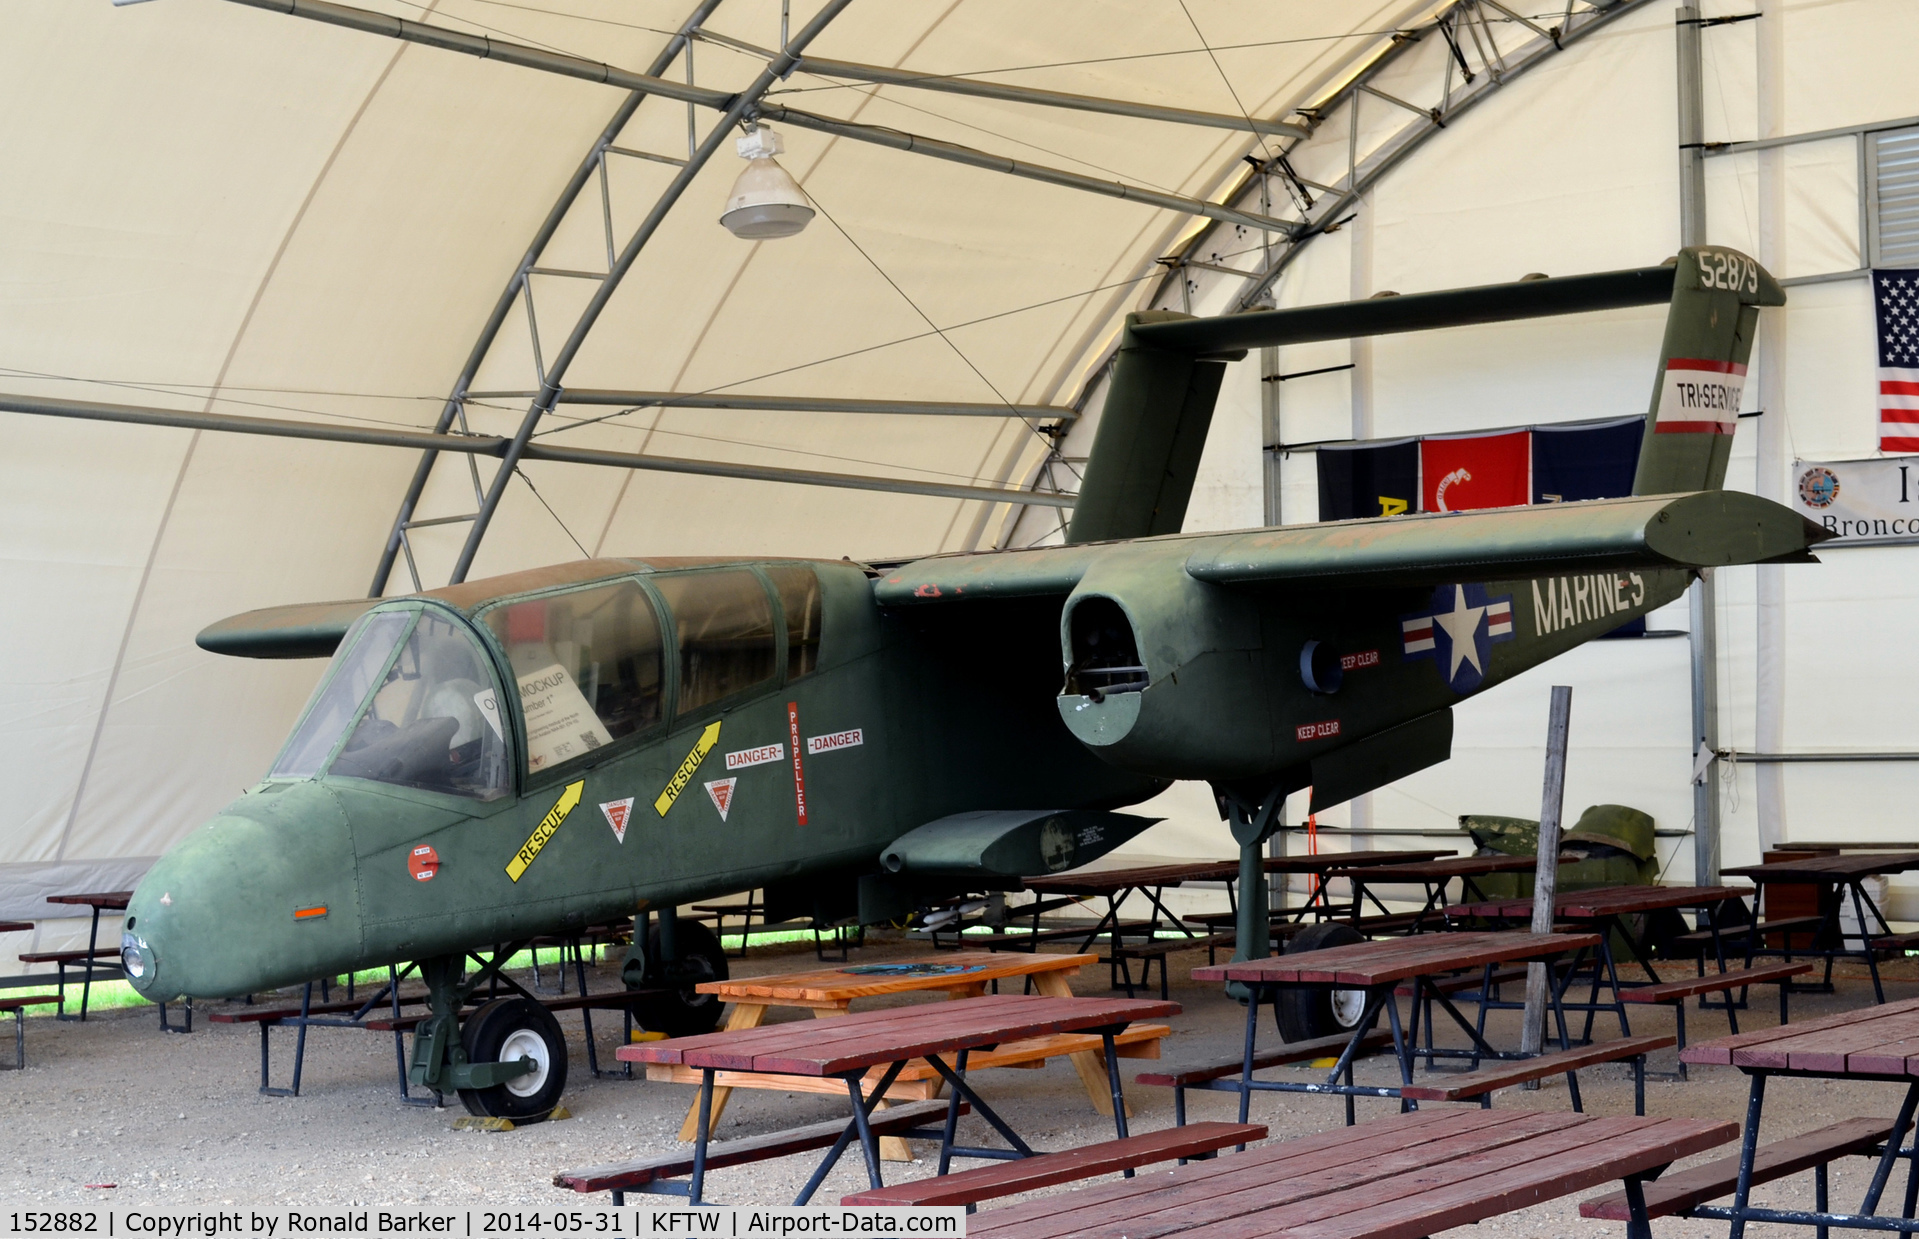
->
[966,1107,1736,1239]
[35,891,144,1025]
[1189,931,1673,1125]
[619,992,1178,1205]
[1670,994,1919,1236]
[1723,851,1919,1003]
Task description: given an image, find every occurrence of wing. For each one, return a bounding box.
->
[196,598,380,658]
[875,491,1828,604]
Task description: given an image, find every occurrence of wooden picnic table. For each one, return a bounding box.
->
[1324,854,1565,923]
[965,1106,1735,1239]
[1680,995,1919,1235]
[1192,931,1616,1123]
[40,890,131,1022]
[0,921,32,934]
[1021,861,1235,983]
[670,952,1152,1157]
[1724,852,1919,1003]
[622,992,1177,1205]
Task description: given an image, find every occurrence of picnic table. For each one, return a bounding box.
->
[1675,994,1919,1235]
[964,1107,1736,1239]
[33,891,133,1024]
[620,992,1178,1205]
[1190,931,1671,1123]
[1449,884,1752,1040]
[1325,854,1559,923]
[662,952,1156,1159]
[1723,851,1919,1002]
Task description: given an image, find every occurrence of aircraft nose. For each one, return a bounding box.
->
[126,787,358,1001]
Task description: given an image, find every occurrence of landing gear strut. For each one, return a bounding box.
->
[408,945,566,1123]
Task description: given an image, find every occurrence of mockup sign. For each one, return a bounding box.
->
[1792,456,1919,543]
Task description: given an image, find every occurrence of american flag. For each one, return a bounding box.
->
[1876,268,1919,453]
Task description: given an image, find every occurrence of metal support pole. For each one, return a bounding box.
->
[1521,686,1574,1068]
[1676,7,1720,886]
[1692,573,1722,885]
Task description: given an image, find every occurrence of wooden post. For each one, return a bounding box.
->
[1520,686,1574,1074]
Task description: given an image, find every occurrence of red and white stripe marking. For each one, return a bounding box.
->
[1402,617,1435,654]
[1486,599,1513,637]
[1882,367,1919,453]
[1655,358,1745,435]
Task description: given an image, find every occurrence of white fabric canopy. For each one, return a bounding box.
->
[4,0,1918,963]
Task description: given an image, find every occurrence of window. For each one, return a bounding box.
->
[766,564,823,680]
[1873,126,1919,266]
[483,581,665,774]
[652,570,777,715]
[271,610,411,780]
[330,611,510,800]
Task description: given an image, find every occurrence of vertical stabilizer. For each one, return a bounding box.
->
[1065,311,1232,544]
[1631,246,1785,495]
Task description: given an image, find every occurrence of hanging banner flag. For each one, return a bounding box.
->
[1875,269,1919,452]
[1791,456,1919,543]
[1532,416,1643,503]
[1420,431,1531,513]
[1316,437,1419,521]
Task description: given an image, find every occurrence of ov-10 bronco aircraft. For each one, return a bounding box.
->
[119,245,1825,1119]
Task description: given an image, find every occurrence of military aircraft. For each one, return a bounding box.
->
[117,244,1825,1119]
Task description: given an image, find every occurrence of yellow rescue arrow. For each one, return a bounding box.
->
[506,779,584,882]
[655,721,723,817]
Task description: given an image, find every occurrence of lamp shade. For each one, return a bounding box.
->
[720,157,815,239]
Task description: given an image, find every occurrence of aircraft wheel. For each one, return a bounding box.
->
[457,997,568,1121]
[631,919,729,1038]
[1274,922,1378,1043]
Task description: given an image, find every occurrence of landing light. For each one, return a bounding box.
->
[720,126,814,240]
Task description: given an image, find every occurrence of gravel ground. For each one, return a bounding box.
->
[5,936,1919,1236]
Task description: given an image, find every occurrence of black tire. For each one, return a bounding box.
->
[456,997,567,1121]
[1275,922,1379,1043]
[630,918,729,1038]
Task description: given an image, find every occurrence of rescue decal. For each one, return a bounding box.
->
[725,743,785,770]
[600,797,634,844]
[705,778,737,821]
[1400,583,1517,693]
[506,779,585,882]
[1339,649,1380,671]
[407,845,440,882]
[654,721,723,817]
[1530,572,1647,636]
[1296,720,1341,742]
[787,701,809,826]
[293,905,328,921]
[806,728,864,756]
[1655,358,1745,436]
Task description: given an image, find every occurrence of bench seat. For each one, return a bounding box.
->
[1400,1034,1674,1103]
[553,1099,964,1198]
[1618,962,1811,1004]
[17,948,118,965]
[0,994,61,1013]
[1580,1116,1892,1220]
[1676,916,1824,948]
[1395,966,1528,997]
[1138,1029,1395,1091]
[840,1122,1267,1207]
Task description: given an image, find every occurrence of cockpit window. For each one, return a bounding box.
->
[653,570,777,715]
[482,580,665,774]
[271,611,411,780]
[765,565,822,680]
[329,611,510,800]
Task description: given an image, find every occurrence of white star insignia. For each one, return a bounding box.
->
[1433,586,1488,681]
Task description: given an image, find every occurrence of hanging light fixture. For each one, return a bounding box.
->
[720,125,815,239]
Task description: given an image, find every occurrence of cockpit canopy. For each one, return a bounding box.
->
[265,564,824,798]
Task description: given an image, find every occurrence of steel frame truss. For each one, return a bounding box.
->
[1145,0,1654,317]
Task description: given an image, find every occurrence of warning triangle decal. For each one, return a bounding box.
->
[599,797,634,844]
[705,778,737,821]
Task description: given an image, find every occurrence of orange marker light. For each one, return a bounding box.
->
[293,905,328,921]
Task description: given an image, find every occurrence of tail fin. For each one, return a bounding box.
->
[1065,311,1231,545]
[1631,246,1785,495]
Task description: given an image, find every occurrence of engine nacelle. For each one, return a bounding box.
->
[1055,555,1278,779]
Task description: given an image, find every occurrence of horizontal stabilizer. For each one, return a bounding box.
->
[876,491,1830,603]
[1131,265,1679,357]
[196,599,379,659]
